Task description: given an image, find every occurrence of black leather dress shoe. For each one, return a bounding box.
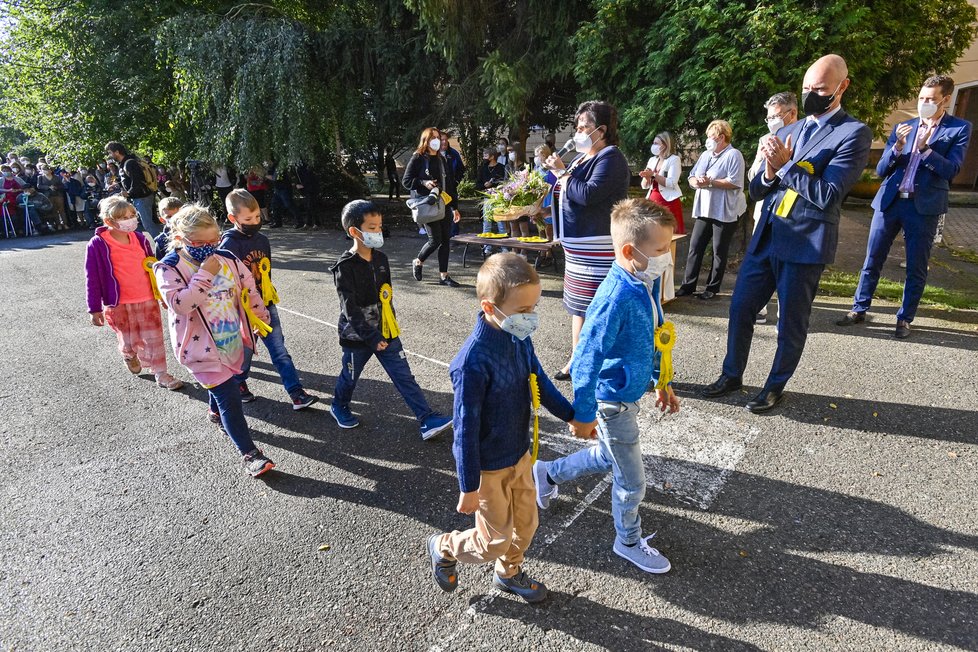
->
[675,287,695,297]
[700,375,743,398]
[697,290,717,300]
[746,388,784,414]
[895,320,911,339]
[553,369,571,381]
[835,311,865,327]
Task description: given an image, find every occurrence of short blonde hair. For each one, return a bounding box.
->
[611,198,676,248]
[98,196,135,223]
[706,120,733,142]
[159,196,185,214]
[476,253,539,305]
[653,132,673,158]
[225,188,259,215]
[167,203,218,253]
[534,144,552,158]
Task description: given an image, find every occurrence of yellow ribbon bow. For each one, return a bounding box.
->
[379,283,400,340]
[529,372,541,463]
[241,287,273,337]
[257,258,280,305]
[143,256,162,302]
[653,321,676,390]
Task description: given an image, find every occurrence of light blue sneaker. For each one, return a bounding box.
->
[329,403,360,429]
[532,460,558,509]
[613,534,671,574]
[420,414,452,441]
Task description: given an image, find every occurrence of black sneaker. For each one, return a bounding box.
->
[427,534,458,592]
[291,391,318,411]
[412,260,423,281]
[493,569,547,603]
[239,382,257,403]
[438,276,461,288]
[242,449,275,477]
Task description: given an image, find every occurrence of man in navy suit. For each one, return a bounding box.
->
[838,75,972,339]
[701,54,872,413]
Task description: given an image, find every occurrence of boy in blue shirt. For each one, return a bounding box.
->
[533,198,681,574]
[427,253,586,603]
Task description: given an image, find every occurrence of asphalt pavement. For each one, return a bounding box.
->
[1,222,976,651]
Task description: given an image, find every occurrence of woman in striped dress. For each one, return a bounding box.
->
[546,100,631,379]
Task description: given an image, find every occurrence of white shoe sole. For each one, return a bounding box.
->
[330,407,360,429]
[613,545,671,574]
[421,421,453,441]
[532,463,557,510]
[292,397,318,411]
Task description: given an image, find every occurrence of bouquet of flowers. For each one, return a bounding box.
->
[482,167,552,222]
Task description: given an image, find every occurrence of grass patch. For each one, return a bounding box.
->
[819,270,978,310]
[948,247,978,265]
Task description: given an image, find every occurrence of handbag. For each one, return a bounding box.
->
[406,155,447,225]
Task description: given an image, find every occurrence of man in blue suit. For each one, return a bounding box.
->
[701,54,872,413]
[838,75,972,338]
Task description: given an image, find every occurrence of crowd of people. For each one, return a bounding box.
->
[77,51,969,605]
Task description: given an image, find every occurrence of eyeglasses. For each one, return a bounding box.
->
[185,238,219,247]
[765,112,789,123]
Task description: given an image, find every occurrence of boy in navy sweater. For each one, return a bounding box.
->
[533,198,681,574]
[219,189,317,410]
[427,253,584,603]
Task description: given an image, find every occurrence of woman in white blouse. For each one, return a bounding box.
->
[639,131,684,233]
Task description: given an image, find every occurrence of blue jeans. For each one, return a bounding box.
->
[132,195,159,237]
[234,304,302,398]
[546,401,646,545]
[333,337,432,422]
[852,200,940,323]
[208,374,257,455]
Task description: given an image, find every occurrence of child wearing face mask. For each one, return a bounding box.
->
[155,196,184,260]
[328,199,452,439]
[85,196,183,390]
[219,189,316,410]
[533,198,680,576]
[154,204,275,477]
[426,253,581,604]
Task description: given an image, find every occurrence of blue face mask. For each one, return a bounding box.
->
[185,243,217,263]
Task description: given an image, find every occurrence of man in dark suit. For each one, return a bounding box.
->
[838,75,972,339]
[701,54,872,413]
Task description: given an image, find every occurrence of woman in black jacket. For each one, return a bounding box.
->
[402,127,461,287]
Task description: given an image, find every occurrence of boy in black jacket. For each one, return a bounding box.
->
[329,199,452,440]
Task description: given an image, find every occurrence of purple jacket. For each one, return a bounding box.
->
[84,226,153,313]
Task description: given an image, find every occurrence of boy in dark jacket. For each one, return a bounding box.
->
[426,253,583,604]
[328,199,451,440]
[218,189,317,410]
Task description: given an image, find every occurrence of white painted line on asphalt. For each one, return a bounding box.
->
[277,305,450,368]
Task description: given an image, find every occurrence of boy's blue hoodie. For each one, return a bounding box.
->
[571,262,666,423]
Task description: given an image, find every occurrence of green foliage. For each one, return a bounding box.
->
[575,0,978,160]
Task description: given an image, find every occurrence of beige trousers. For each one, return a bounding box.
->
[436,452,538,579]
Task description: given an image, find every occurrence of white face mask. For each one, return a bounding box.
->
[355,228,384,249]
[918,100,940,121]
[508,152,517,163]
[497,144,506,154]
[492,306,539,341]
[573,127,600,153]
[114,217,139,232]
[705,138,718,153]
[631,247,671,284]
[428,138,441,152]
[766,117,784,134]
[533,156,543,167]
[651,144,662,156]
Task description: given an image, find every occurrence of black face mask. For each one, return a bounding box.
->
[802,80,843,117]
[238,222,262,236]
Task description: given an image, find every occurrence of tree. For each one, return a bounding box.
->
[574,0,978,161]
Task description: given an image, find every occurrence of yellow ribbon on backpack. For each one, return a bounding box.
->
[379,283,400,340]
[142,256,162,302]
[529,372,541,463]
[257,258,280,305]
[653,321,676,390]
[241,287,273,337]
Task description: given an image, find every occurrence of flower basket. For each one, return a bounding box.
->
[493,193,546,222]
[483,167,552,223]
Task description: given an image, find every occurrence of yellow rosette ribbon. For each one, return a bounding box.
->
[529,372,541,463]
[142,256,162,302]
[241,287,273,337]
[257,258,280,305]
[653,321,676,390]
[379,283,400,340]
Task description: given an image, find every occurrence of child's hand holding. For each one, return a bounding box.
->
[376,341,389,352]
[569,418,598,439]
[655,386,680,414]
[90,311,104,327]
[456,491,479,514]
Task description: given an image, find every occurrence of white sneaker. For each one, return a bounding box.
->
[532,461,558,509]
[613,534,671,574]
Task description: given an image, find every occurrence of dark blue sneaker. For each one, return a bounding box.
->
[427,534,458,592]
[493,569,547,603]
[329,403,360,429]
[420,414,452,441]
[291,390,318,411]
